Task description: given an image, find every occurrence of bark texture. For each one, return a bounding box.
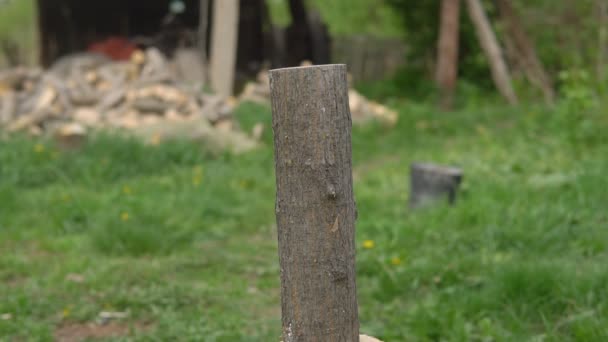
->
[465,0,518,105]
[436,0,461,110]
[269,64,359,342]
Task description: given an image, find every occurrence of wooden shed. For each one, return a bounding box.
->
[35,0,329,93]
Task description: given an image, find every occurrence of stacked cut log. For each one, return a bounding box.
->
[239,65,399,126]
[0,48,256,152]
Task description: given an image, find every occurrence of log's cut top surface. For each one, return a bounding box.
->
[412,162,463,176]
[270,64,347,74]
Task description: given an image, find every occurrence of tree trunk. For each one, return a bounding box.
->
[209,0,239,96]
[495,0,555,104]
[269,64,359,342]
[465,0,518,105]
[436,0,461,110]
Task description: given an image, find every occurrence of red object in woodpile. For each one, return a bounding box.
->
[88,37,136,61]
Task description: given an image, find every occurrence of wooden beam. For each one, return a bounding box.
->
[466,0,518,105]
[436,0,461,110]
[209,0,239,96]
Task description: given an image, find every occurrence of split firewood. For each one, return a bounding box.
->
[140,48,173,84]
[0,91,16,125]
[69,89,99,107]
[96,86,126,113]
[0,67,37,90]
[33,85,57,112]
[16,84,56,115]
[54,122,87,149]
[97,63,129,88]
[7,107,56,132]
[49,52,109,78]
[132,97,170,114]
[134,84,188,105]
[1,47,269,152]
[44,74,72,113]
[73,108,101,127]
[198,93,224,123]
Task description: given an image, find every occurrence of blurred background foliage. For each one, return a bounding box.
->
[1,0,606,103]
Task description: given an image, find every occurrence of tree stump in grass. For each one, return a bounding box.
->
[410,162,463,208]
[270,64,359,342]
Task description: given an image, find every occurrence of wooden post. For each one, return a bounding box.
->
[269,64,359,342]
[436,0,461,110]
[209,0,239,96]
[465,0,518,105]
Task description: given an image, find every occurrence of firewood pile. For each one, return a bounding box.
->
[240,66,398,126]
[0,48,257,152]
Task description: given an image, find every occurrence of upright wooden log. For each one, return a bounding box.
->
[270,64,359,342]
[436,0,461,110]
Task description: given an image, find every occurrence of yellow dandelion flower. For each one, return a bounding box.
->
[62,307,71,318]
[34,143,45,153]
[122,185,132,195]
[390,256,402,266]
[192,176,202,186]
[192,166,204,186]
[120,212,130,221]
[363,240,375,249]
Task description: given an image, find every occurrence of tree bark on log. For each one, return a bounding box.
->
[495,0,555,104]
[269,64,359,342]
[465,0,518,105]
[436,0,461,110]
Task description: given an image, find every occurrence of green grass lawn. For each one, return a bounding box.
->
[1,99,607,341]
